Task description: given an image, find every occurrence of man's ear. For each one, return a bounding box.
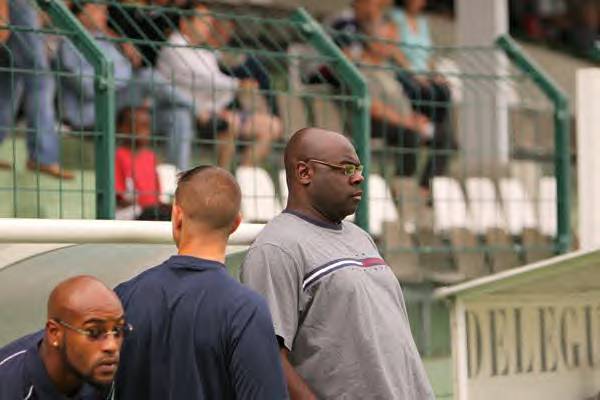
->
[297,161,312,185]
[171,203,182,227]
[46,319,62,349]
[229,212,242,235]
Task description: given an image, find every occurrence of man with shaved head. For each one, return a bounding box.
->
[0,275,127,399]
[241,127,434,399]
[114,165,286,399]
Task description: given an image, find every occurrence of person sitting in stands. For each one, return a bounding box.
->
[388,0,452,125]
[157,3,282,169]
[360,18,453,192]
[115,106,171,221]
[58,1,196,170]
[0,0,73,179]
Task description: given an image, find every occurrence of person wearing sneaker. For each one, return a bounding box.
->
[0,0,73,179]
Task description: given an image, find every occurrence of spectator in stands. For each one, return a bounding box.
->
[361,18,453,191]
[157,3,282,169]
[209,19,279,116]
[388,0,452,124]
[58,1,196,170]
[115,106,171,221]
[0,275,127,399]
[0,0,73,179]
[108,0,179,67]
[328,0,387,60]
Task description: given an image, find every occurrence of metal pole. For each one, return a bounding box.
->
[496,35,571,254]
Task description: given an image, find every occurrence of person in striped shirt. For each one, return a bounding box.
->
[241,127,434,399]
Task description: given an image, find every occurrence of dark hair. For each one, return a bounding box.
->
[116,106,150,128]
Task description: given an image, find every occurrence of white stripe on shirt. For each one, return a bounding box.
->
[0,350,27,367]
[23,385,34,400]
[302,259,363,290]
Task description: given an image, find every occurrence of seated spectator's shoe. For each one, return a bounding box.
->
[0,160,12,170]
[26,160,75,180]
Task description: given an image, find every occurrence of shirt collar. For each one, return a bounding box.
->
[166,255,225,271]
[283,209,343,231]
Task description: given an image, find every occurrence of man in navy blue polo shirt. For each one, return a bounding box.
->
[114,165,287,400]
[0,275,126,399]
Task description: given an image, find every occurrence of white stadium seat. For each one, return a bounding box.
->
[236,166,282,223]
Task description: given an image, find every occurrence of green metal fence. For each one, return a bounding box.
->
[319,21,571,289]
[0,1,571,282]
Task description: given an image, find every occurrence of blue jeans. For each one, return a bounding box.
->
[0,0,59,164]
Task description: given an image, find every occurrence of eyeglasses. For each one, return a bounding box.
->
[55,319,133,341]
[307,159,364,177]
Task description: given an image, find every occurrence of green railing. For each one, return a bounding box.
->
[496,35,571,254]
[35,0,115,218]
[0,1,571,281]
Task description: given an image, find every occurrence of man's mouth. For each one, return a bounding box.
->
[352,191,363,200]
[95,359,119,374]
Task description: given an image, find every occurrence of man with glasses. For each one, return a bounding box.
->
[0,275,128,399]
[241,127,434,399]
[113,165,287,400]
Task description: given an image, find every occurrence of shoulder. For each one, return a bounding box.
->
[0,342,31,392]
[224,281,271,321]
[115,263,170,305]
[252,213,306,248]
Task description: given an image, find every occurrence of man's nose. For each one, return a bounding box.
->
[100,333,121,354]
[350,171,364,184]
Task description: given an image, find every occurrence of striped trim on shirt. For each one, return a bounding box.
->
[302,257,387,290]
[0,350,27,367]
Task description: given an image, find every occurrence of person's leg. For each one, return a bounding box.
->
[236,111,282,166]
[419,120,455,189]
[0,69,23,168]
[234,56,279,116]
[396,71,435,117]
[372,117,419,177]
[429,79,452,124]
[156,105,195,170]
[8,0,60,167]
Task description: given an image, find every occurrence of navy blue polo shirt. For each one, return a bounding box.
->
[0,332,107,400]
[114,255,287,400]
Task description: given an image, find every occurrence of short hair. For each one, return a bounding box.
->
[175,165,241,232]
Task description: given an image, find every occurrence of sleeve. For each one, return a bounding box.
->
[227,293,288,399]
[58,40,96,100]
[240,244,301,351]
[157,45,239,93]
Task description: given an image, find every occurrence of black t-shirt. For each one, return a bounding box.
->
[114,255,287,400]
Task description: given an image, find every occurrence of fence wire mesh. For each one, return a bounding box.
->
[0,0,571,287]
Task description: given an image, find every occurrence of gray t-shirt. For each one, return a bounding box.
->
[241,211,434,400]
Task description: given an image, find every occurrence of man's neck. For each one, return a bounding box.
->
[177,237,227,264]
[39,341,81,397]
[286,200,340,225]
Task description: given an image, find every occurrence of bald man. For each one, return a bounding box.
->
[114,166,287,400]
[0,275,127,399]
[241,128,434,399]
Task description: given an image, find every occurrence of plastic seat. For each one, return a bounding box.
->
[236,166,282,222]
[156,163,179,205]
